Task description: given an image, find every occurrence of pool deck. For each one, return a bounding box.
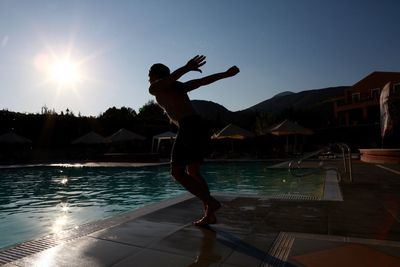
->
[2,159,400,266]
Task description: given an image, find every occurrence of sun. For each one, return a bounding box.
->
[48,57,82,88]
[34,50,87,90]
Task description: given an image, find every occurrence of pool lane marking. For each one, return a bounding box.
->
[376,164,400,175]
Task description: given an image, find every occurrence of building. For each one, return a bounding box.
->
[334,72,400,126]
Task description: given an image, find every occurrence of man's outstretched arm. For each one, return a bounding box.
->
[170,55,206,81]
[149,55,206,95]
[184,66,240,92]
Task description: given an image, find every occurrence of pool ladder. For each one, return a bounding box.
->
[288,143,353,183]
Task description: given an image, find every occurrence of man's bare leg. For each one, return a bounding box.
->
[187,163,221,226]
[171,164,211,207]
[171,164,220,226]
[186,163,210,207]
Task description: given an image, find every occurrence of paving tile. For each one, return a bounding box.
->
[287,238,346,257]
[89,219,183,248]
[371,244,400,258]
[289,243,400,267]
[270,232,400,267]
[141,206,200,225]
[140,198,212,225]
[212,224,254,236]
[113,248,210,267]
[222,233,276,267]
[218,263,246,267]
[150,225,233,262]
[9,236,140,267]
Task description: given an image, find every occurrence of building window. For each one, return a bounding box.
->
[371,88,380,99]
[352,92,360,103]
[392,83,400,95]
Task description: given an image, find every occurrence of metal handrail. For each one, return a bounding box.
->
[288,143,353,183]
[336,143,353,182]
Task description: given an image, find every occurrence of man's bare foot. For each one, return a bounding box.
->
[207,197,221,214]
[193,214,217,226]
[194,198,221,227]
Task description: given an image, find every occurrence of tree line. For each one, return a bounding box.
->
[0,101,171,148]
[0,98,381,154]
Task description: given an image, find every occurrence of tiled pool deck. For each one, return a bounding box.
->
[2,160,400,266]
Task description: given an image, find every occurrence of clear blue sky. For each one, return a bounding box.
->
[1,0,400,116]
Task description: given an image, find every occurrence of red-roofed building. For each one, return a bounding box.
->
[334,72,400,126]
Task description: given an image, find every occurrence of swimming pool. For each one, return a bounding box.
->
[0,161,325,249]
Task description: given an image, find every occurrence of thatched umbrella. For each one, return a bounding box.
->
[212,123,254,140]
[108,128,146,143]
[0,132,32,161]
[212,123,254,152]
[0,132,32,144]
[269,119,314,153]
[71,131,108,145]
[269,120,314,136]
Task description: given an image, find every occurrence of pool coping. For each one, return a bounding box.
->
[322,170,343,201]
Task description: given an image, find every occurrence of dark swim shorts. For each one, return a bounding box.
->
[171,115,210,165]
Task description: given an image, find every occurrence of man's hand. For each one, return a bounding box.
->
[226,66,240,77]
[186,55,206,73]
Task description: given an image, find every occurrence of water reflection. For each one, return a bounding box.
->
[60,202,70,213]
[52,201,71,235]
[52,214,68,234]
[187,226,221,267]
[34,245,61,267]
[60,176,69,185]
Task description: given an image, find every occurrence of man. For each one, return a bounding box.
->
[148,55,239,226]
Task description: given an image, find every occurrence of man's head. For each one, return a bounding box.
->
[149,63,170,84]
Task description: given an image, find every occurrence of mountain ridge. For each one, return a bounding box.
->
[191,86,349,126]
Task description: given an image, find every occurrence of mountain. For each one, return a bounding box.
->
[272,91,294,98]
[245,86,348,114]
[191,100,234,123]
[191,86,349,127]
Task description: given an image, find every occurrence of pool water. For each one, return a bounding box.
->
[0,161,325,249]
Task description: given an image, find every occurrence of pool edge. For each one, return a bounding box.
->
[0,193,193,265]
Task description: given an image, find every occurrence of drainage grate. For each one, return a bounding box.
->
[268,193,320,201]
[0,236,60,265]
[263,232,295,267]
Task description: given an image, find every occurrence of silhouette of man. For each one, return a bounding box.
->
[149,55,239,225]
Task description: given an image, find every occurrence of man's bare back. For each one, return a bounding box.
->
[151,81,196,125]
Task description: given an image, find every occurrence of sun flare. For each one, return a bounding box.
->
[34,50,87,90]
[48,58,81,87]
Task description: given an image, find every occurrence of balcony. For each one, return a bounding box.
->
[335,94,400,110]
